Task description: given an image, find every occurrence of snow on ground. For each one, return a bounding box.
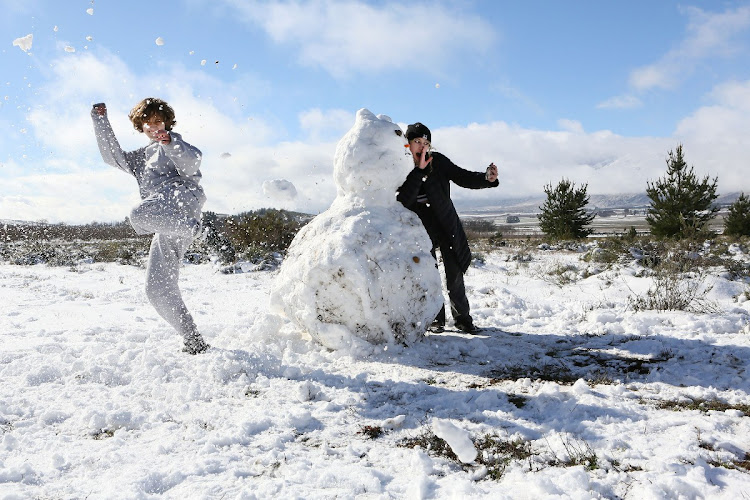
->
[1,245,750,498]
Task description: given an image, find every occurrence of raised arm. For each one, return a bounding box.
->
[440,153,499,190]
[90,104,143,176]
[161,132,202,177]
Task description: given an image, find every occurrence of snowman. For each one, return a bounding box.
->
[269,109,443,350]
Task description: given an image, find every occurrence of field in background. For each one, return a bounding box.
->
[463,208,730,239]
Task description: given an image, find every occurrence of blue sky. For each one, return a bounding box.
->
[2,0,750,223]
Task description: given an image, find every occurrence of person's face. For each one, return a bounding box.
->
[409,137,431,162]
[142,114,166,141]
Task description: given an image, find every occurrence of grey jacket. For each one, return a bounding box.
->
[91,109,206,205]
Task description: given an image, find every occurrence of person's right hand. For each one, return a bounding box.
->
[92,103,107,116]
[486,163,498,183]
[418,149,432,170]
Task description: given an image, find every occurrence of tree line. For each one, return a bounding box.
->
[538,144,750,240]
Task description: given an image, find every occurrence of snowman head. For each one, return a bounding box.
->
[333,108,412,206]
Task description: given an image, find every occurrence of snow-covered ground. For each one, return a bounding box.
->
[2,245,750,499]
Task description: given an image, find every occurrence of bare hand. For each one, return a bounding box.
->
[154,129,171,145]
[486,163,498,183]
[92,103,107,116]
[418,149,432,170]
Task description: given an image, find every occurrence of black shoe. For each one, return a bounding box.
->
[183,335,210,355]
[455,321,481,334]
[429,319,445,333]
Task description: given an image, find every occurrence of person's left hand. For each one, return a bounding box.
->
[154,130,171,145]
[486,163,498,183]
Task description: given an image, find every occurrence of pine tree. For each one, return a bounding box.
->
[537,178,595,239]
[723,193,750,237]
[645,144,718,238]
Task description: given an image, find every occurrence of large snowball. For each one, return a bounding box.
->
[270,109,442,350]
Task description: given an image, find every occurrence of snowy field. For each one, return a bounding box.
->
[2,244,750,499]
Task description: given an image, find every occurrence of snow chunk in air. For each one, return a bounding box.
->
[12,34,33,52]
[263,179,297,202]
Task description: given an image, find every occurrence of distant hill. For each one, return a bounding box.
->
[459,191,744,216]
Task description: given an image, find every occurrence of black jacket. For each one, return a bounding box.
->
[397,152,499,273]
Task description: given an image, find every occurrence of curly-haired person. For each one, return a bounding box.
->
[91,98,209,354]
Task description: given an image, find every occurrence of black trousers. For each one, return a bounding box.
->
[413,202,472,326]
[431,240,472,327]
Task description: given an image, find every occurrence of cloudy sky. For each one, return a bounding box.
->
[2,0,750,223]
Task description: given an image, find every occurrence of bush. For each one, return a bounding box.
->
[2,239,150,267]
[628,245,720,313]
[463,219,496,241]
[723,193,750,238]
[225,209,307,255]
[538,179,595,240]
[198,211,237,264]
[646,144,718,239]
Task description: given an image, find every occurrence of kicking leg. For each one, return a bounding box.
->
[129,192,201,238]
[145,233,208,354]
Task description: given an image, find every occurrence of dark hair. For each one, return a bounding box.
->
[405,122,431,142]
[128,97,176,132]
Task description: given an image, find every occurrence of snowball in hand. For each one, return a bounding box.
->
[263,179,298,202]
[270,109,442,350]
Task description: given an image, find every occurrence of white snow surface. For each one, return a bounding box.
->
[432,419,477,464]
[270,109,443,349]
[2,243,750,498]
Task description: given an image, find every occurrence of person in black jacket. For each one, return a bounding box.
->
[397,122,499,333]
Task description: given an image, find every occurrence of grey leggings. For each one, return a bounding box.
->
[129,190,202,339]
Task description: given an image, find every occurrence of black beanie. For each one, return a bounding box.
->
[405,122,431,142]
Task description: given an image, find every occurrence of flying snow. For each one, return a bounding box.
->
[12,34,33,52]
[64,46,76,53]
[86,8,94,15]
[262,179,298,201]
[155,37,165,46]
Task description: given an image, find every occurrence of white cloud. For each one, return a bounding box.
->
[596,94,642,110]
[4,50,339,223]
[7,49,750,223]
[299,108,354,141]
[220,0,495,77]
[673,79,750,191]
[629,6,750,91]
[0,164,138,224]
[432,122,673,207]
[557,119,585,134]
